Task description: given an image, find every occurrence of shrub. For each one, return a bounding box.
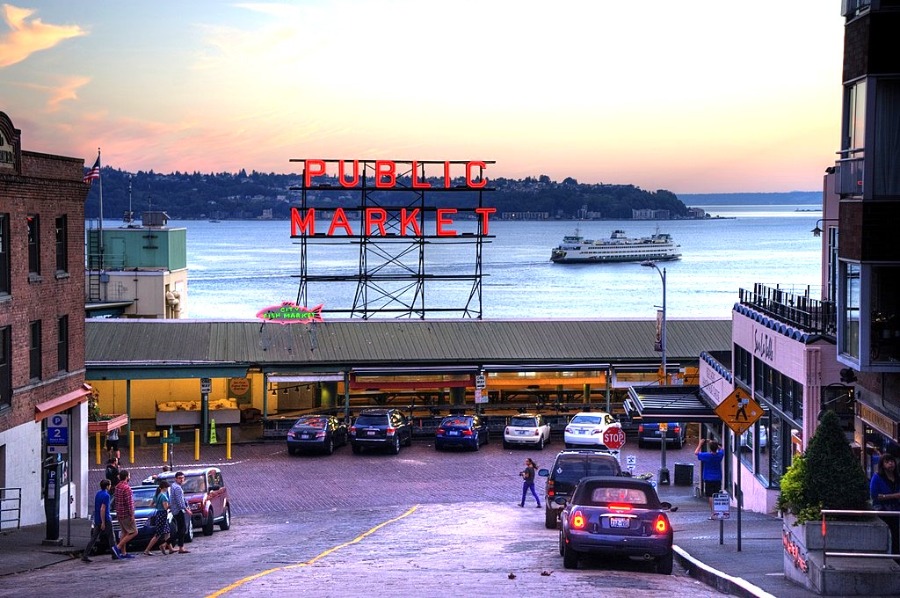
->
[777,410,869,524]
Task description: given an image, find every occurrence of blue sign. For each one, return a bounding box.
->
[47,414,69,446]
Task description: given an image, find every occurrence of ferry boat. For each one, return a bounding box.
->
[550,228,681,263]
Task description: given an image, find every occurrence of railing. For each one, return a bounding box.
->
[739,284,836,335]
[836,153,864,197]
[841,0,871,18]
[821,508,900,567]
[0,487,21,531]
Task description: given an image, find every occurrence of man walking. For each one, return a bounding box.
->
[113,470,138,558]
[82,479,119,562]
[169,471,191,553]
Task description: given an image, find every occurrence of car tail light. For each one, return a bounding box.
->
[386,426,396,436]
[638,424,645,433]
[462,429,473,436]
[315,431,326,439]
[653,514,670,534]
[564,426,572,434]
[349,426,357,434]
[547,480,555,497]
[608,503,632,512]
[673,426,681,434]
[591,428,603,435]
[532,430,539,436]
[571,510,586,530]
[504,427,510,435]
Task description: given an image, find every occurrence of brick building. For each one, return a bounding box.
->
[0,111,92,529]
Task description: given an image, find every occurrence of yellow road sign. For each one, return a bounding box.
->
[714,387,763,435]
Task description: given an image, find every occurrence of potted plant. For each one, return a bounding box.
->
[86,389,128,434]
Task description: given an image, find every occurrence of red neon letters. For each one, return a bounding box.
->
[291,207,496,238]
[301,159,488,189]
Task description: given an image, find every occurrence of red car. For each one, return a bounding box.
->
[157,467,231,536]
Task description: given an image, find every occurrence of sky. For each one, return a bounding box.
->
[0,1,845,194]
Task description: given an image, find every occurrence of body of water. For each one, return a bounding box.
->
[169,204,824,321]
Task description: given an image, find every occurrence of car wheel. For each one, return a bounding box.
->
[484,431,489,445]
[562,541,579,569]
[656,552,674,575]
[637,438,646,449]
[545,508,558,529]
[674,438,683,449]
[287,446,297,456]
[434,443,441,451]
[538,436,544,450]
[184,516,194,543]
[202,508,215,536]
[473,437,481,452]
[391,436,401,455]
[219,503,231,531]
[558,530,565,556]
[352,443,362,455]
[404,432,413,447]
[503,440,510,450]
[325,438,334,455]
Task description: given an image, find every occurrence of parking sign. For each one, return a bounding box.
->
[47,414,69,447]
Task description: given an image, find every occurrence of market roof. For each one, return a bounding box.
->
[85,318,731,379]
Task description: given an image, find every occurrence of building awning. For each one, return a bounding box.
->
[35,383,92,422]
[267,374,346,383]
[624,385,719,424]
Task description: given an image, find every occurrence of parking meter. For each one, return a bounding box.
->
[43,456,62,542]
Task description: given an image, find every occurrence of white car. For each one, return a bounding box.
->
[503,413,551,450]
[564,411,618,449]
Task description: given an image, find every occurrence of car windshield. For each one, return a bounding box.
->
[588,486,650,507]
[132,487,157,509]
[554,458,619,483]
[296,417,326,429]
[178,475,206,494]
[510,417,536,427]
[355,415,387,426]
[571,415,604,425]
[442,417,471,427]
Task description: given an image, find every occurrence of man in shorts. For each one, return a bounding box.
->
[113,470,138,558]
[695,438,725,515]
[106,428,120,461]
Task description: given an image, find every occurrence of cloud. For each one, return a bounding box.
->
[0,4,86,68]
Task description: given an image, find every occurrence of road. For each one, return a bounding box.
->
[0,436,723,597]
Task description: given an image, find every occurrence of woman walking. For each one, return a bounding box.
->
[519,458,541,508]
[144,480,174,555]
[871,453,900,554]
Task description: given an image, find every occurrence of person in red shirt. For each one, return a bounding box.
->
[113,470,138,558]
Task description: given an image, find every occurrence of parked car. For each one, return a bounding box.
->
[286,414,348,455]
[637,422,686,449]
[435,414,489,451]
[563,411,618,449]
[503,413,551,450]
[559,475,676,574]
[538,449,625,529]
[108,485,194,551]
[349,408,414,455]
[157,467,231,536]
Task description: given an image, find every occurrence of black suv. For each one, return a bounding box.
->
[538,449,625,529]
[349,408,414,455]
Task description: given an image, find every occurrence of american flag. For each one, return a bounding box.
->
[83,155,100,183]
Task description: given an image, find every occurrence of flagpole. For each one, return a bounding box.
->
[97,148,104,271]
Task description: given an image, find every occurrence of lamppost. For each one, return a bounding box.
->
[641,260,669,484]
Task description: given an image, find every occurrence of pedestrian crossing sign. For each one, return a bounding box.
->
[714,388,763,435]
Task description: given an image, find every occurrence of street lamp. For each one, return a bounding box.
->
[640,260,666,385]
[811,218,839,237]
[641,260,670,485]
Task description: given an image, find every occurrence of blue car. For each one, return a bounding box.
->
[109,485,193,549]
[435,415,489,451]
[637,422,686,449]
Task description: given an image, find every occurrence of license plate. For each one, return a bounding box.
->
[449,431,459,436]
[367,430,376,436]
[578,429,586,434]
[302,433,312,439]
[609,517,630,528]
[517,430,527,435]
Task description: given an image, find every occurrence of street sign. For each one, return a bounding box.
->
[602,426,626,450]
[475,374,486,389]
[47,414,69,447]
[160,436,181,444]
[714,387,763,435]
[47,445,68,454]
[712,492,731,520]
[626,455,637,467]
[200,377,212,393]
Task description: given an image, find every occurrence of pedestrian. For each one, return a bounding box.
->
[113,470,138,558]
[143,480,173,556]
[106,427,120,461]
[871,453,900,554]
[695,438,724,514]
[519,458,541,508]
[104,457,119,488]
[82,479,119,562]
[169,471,191,554]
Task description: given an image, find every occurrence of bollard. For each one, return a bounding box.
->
[195,428,200,461]
[162,429,168,462]
[95,432,102,465]
[226,427,231,460]
[129,430,135,463]
[210,419,218,444]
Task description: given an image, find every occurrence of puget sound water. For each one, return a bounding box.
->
[165,203,824,321]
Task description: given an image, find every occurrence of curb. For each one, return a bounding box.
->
[674,545,777,598]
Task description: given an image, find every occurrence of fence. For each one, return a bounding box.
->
[0,487,21,531]
[821,508,900,567]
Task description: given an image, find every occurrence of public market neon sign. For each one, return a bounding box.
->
[290,159,495,238]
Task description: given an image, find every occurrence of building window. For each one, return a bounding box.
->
[55,215,68,273]
[0,213,9,295]
[57,315,68,373]
[734,344,751,385]
[0,326,10,409]
[27,214,40,275]
[29,320,41,380]
[840,261,861,361]
[873,78,900,197]
[870,264,900,364]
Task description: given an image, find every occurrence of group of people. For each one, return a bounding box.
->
[82,468,193,562]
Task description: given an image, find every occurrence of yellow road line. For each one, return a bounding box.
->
[207,505,420,597]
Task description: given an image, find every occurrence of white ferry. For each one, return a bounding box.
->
[550,228,681,263]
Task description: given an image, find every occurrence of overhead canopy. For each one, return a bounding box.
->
[35,383,92,422]
[624,385,719,424]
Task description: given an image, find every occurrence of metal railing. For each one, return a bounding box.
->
[739,284,836,335]
[821,508,900,567]
[0,487,21,531]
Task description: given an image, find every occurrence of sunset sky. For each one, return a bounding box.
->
[0,1,844,194]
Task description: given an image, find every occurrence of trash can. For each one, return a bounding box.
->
[673,462,694,486]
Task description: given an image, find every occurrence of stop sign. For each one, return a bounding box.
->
[602,426,626,450]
